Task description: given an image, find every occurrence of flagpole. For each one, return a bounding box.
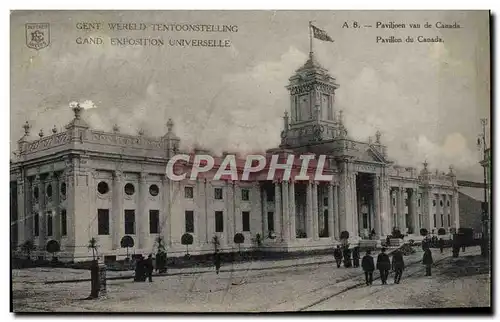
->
[309,21,313,57]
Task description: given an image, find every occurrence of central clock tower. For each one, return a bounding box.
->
[280,52,346,148]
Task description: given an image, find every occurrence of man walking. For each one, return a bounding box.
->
[439,238,444,254]
[333,245,343,268]
[214,250,222,275]
[391,248,405,284]
[145,254,154,282]
[376,247,391,285]
[361,250,375,286]
[423,247,434,276]
[352,247,360,268]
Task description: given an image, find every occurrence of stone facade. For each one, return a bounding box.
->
[10,54,460,261]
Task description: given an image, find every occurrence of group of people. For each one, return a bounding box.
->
[335,244,435,286]
[134,254,154,282]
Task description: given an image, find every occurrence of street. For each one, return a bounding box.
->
[12,246,489,312]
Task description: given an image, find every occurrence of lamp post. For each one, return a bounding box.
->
[477,118,489,257]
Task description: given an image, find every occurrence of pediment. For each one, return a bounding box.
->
[358,145,387,164]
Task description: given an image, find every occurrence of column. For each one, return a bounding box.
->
[282,181,290,241]
[427,190,434,231]
[37,175,46,249]
[312,182,319,240]
[16,172,25,245]
[289,181,296,241]
[137,173,147,250]
[352,174,358,237]
[327,182,335,239]
[443,194,449,229]
[452,190,459,229]
[339,162,354,237]
[274,182,282,239]
[333,184,339,239]
[226,182,235,245]
[262,186,268,236]
[411,188,418,233]
[52,173,61,241]
[373,175,381,238]
[251,182,263,236]
[160,176,171,245]
[397,187,404,231]
[112,171,124,250]
[380,179,389,236]
[306,181,313,238]
[435,193,441,229]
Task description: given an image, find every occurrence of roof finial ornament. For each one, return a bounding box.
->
[52,125,58,134]
[69,101,83,120]
[167,118,174,133]
[423,160,428,170]
[283,111,289,132]
[375,130,381,144]
[22,121,31,136]
[112,124,120,133]
[449,165,454,174]
[138,128,144,136]
[38,129,44,138]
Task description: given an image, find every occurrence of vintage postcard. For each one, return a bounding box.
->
[10,10,491,313]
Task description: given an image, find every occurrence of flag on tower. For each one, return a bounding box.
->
[310,24,334,42]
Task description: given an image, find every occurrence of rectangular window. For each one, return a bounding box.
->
[61,210,67,236]
[185,186,194,199]
[323,197,328,207]
[392,198,396,206]
[363,213,368,229]
[433,200,436,207]
[47,212,53,236]
[433,214,436,227]
[214,188,223,200]
[124,210,135,235]
[34,213,39,236]
[185,210,194,233]
[149,210,159,234]
[98,209,110,235]
[418,199,421,207]
[448,214,451,226]
[418,214,422,228]
[241,189,250,201]
[441,214,444,227]
[267,212,274,231]
[242,211,250,232]
[215,211,224,232]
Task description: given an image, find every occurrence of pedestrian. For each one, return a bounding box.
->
[214,250,222,275]
[134,255,145,282]
[145,254,154,282]
[343,246,352,268]
[361,250,375,286]
[439,238,444,254]
[333,245,343,268]
[386,235,391,247]
[370,229,376,240]
[423,247,434,276]
[352,247,360,268]
[376,247,391,285]
[391,248,405,284]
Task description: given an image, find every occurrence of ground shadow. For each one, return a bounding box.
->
[437,255,490,278]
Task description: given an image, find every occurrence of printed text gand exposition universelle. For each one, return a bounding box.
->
[75,22,237,47]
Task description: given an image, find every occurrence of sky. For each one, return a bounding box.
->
[10,10,490,182]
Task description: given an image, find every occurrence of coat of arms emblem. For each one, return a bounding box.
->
[25,23,50,50]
